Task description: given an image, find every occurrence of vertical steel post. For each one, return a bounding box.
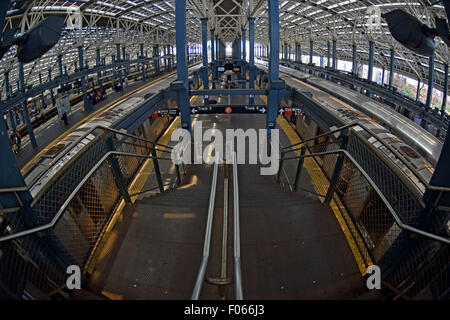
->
[58,55,63,79]
[96,48,103,89]
[201,18,209,105]
[324,135,349,204]
[48,69,55,106]
[78,46,90,113]
[352,44,357,76]
[106,136,131,204]
[327,42,331,68]
[154,45,160,74]
[175,0,191,131]
[422,53,434,129]
[416,80,421,102]
[441,64,448,118]
[267,0,283,135]
[248,17,255,105]
[242,28,246,61]
[389,48,395,91]
[140,43,146,81]
[293,147,306,192]
[39,73,45,109]
[332,39,337,70]
[367,40,374,97]
[210,29,216,87]
[309,40,313,64]
[18,62,37,148]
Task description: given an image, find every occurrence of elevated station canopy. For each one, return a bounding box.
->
[0,1,448,98]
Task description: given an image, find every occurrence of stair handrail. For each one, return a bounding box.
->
[281,120,450,194]
[0,124,173,197]
[233,151,243,300]
[280,149,450,245]
[0,151,176,243]
[191,153,220,300]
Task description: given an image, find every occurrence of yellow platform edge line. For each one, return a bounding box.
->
[277,115,370,275]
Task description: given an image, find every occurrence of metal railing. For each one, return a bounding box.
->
[191,151,243,300]
[0,122,173,216]
[191,153,219,300]
[278,122,450,299]
[233,152,243,300]
[0,137,184,299]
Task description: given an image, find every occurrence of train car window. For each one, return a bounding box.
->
[398,146,420,159]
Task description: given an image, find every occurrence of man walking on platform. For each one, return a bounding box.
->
[61,105,68,126]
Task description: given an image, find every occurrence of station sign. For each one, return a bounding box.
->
[151,106,304,117]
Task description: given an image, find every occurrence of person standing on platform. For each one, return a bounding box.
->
[61,105,68,126]
[15,130,21,152]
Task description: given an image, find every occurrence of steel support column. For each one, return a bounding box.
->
[48,69,55,106]
[96,48,103,89]
[423,53,434,129]
[201,18,209,104]
[140,43,146,81]
[18,62,37,148]
[416,80,421,102]
[153,45,160,75]
[309,40,313,64]
[39,73,45,109]
[57,55,63,79]
[248,17,255,104]
[352,44,357,76]
[367,40,374,97]
[78,46,90,112]
[267,0,284,134]
[327,42,331,67]
[332,39,337,70]
[389,48,395,91]
[174,0,191,130]
[215,35,219,60]
[441,64,448,118]
[242,28,246,61]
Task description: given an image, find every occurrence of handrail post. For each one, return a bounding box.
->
[276,152,284,184]
[324,135,349,204]
[151,147,164,193]
[106,136,132,204]
[293,146,306,192]
[175,164,182,185]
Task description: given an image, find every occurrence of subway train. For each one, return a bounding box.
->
[256,59,442,167]
[256,60,436,192]
[24,63,201,200]
[6,64,161,139]
[256,60,439,259]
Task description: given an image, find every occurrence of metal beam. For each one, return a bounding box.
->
[201,18,209,105]
[422,53,434,129]
[441,64,448,118]
[174,0,191,131]
[389,48,395,91]
[248,17,255,105]
[18,62,37,149]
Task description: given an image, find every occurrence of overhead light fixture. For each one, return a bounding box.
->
[383,8,449,57]
[0,16,65,63]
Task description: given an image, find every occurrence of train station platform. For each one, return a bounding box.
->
[15,69,175,171]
